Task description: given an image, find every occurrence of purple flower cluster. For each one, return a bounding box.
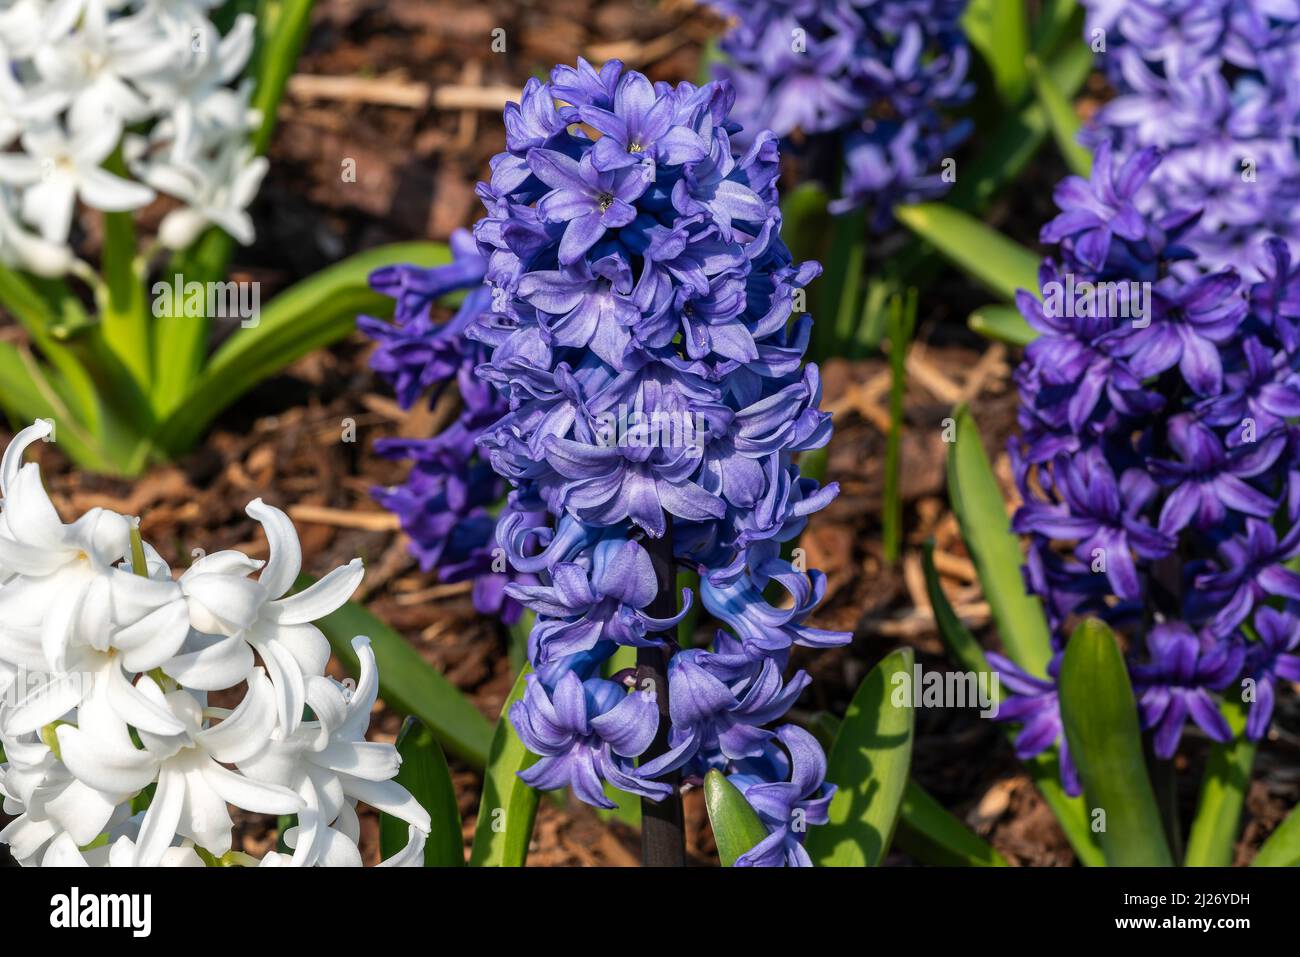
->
[1081,0,1300,278]
[707,0,972,225]
[1001,145,1300,791]
[359,229,533,624]
[471,59,850,865]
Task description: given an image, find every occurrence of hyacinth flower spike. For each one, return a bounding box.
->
[427,58,853,865]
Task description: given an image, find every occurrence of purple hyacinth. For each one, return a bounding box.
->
[1129,623,1241,759]
[510,671,672,808]
[1080,0,1300,279]
[1002,141,1300,788]
[728,725,836,867]
[360,229,532,624]
[467,59,848,865]
[706,0,972,226]
[985,651,1082,796]
[1241,607,1300,741]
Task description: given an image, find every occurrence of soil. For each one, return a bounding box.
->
[1,0,1296,867]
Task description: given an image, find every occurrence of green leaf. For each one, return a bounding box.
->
[297,573,492,767]
[963,0,1030,105]
[249,0,317,155]
[882,290,918,564]
[814,206,867,361]
[148,242,451,461]
[947,404,1053,677]
[969,305,1038,346]
[895,778,1007,866]
[0,265,104,438]
[380,717,464,866]
[894,204,1040,302]
[1028,57,1092,177]
[1252,804,1300,866]
[1030,0,1081,56]
[469,666,541,867]
[1058,619,1174,866]
[0,343,113,472]
[1184,698,1254,867]
[704,770,769,867]
[807,647,915,866]
[100,147,152,393]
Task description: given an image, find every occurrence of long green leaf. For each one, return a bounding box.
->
[0,265,103,439]
[814,206,867,361]
[704,770,769,867]
[100,148,152,392]
[149,242,451,460]
[807,647,915,866]
[947,404,1053,677]
[969,305,1037,346]
[297,573,492,767]
[1058,619,1174,866]
[1252,805,1300,866]
[1184,699,1254,867]
[1028,57,1092,177]
[380,717,464,866]
[1031,0,1081,56]
[896,778,1007,866]
[963,0,1030,105]
[249,0,316,155]
[469,666,540,867]
[894,204,1040,302]
[0,343,115,471]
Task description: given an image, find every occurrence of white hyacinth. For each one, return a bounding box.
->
[0,421,433,866]
[0,0,267,275]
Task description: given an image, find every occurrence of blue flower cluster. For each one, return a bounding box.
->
[999,145,1300,792]
[1081,0,1300,278]
[470,59,850,865]
[707,0,972,225]
[359,230,534,624]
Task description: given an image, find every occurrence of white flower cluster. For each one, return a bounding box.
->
[0,0,268,277]
[0,421,432,866]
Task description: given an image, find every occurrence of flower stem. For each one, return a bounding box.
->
[638,519,685,867]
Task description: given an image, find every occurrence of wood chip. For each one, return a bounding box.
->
[968,778,1016,830]
[931,548,977,583]
[393,580,475,606]
[906,345,964,405]
[288,504,400,531]
[286,73,521,113]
